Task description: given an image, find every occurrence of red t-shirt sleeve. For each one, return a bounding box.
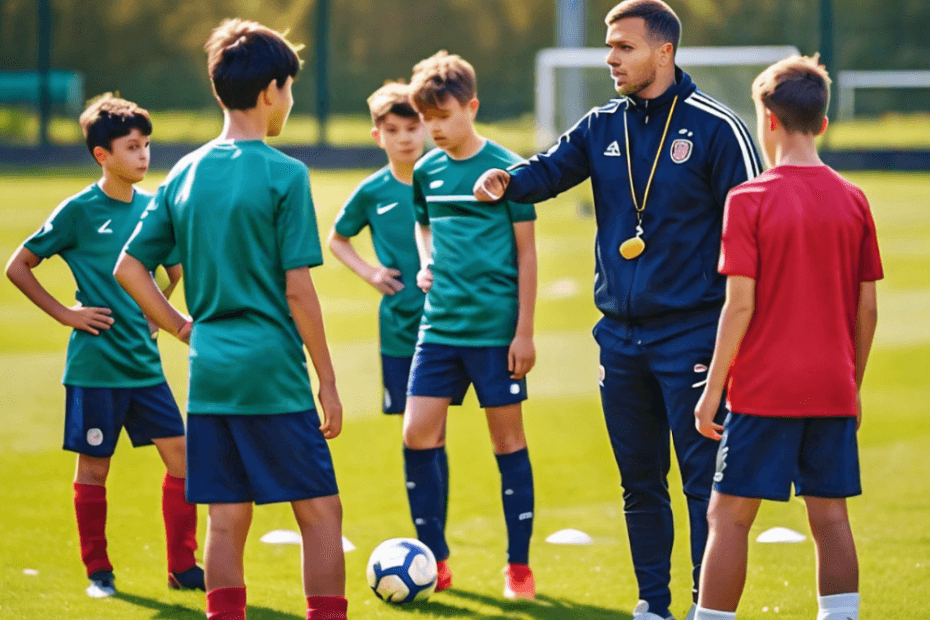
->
[858,197,884,282]
[719,187,759,279]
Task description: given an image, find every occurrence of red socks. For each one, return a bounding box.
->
[207,587,246,619]
[74,483,112,576]
[306,596,348,620]
[162,473,198,573]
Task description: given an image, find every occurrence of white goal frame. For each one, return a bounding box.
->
[836,70,930,120]
[535,45,800,148]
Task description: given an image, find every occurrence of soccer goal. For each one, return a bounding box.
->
[535,45,801,148]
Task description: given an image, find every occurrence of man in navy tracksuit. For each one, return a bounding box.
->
[475,2,761,619]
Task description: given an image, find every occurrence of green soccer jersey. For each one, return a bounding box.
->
[333,166,425,357]
[24,184,173,387]
[412,140,536,347]
[124,140,323,415]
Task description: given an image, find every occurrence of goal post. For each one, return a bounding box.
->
[535,45,801,148]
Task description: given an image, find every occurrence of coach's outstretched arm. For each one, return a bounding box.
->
[475,115,592,204]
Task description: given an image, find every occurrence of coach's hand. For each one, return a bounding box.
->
[694,388,724,440]
[474,169,511,202]
[318,380,343,439]
[508,334,536,379]
[367,266,404,296]
[417,265,434,293]
[64,303,114,336]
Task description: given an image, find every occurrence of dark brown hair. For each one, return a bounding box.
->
[79,93,152,156]
[409,51,477,112]
[605,0,681,52]
[205,18,303,110]
[367,81,419,125]
[752,54,831,134]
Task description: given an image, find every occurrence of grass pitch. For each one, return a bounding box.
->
[0,167,928,619]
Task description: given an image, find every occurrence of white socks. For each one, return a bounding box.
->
[694,592,858,620]
[693,607,736,620]
[817,592,859,620]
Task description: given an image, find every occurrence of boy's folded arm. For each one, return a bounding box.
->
[6,244,114,335]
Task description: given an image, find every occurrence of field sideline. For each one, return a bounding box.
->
[0,168,928,619]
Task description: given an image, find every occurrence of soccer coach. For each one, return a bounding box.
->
[474,1,761,619]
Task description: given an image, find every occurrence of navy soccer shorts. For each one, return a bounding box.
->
[63,382,185,458]
[713,412,861,501]
[408,343,527,408]
[381,354,413,414]
[185,409,339,505]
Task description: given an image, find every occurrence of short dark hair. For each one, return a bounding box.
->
[605,0,681,53]
[409,50,477,112]
[78,93,152,156]
[205,19,303,111]
[367,81,419,125]
[753,54,831,134]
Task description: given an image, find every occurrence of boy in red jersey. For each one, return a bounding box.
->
[5,94,202,597]
[115,20,346,620]
[692,55,881,620]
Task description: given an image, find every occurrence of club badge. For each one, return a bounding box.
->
[670,139,693,164]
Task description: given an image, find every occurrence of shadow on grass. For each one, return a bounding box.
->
[409,589,630,620]
[113,591,304,619]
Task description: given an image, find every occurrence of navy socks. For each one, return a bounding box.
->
[404,446,449,561]
[495,448,534,565]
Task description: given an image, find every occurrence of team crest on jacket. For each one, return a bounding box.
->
[670,139,693,164]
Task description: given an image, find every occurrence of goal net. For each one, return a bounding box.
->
[535,45,801,148]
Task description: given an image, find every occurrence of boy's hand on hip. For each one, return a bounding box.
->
[417,265,434,293]
[694,388,724,440]
[64,303,114,336]
[508,334,536,379]
[474,169,510,202]
[367,267,404,296]
[318,381,343,439]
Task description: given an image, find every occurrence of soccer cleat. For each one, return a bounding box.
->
[168,564,206,591]
[86,570,116,598]
[632,600,676,620]
[503,563,535,600]
[435,559,453,592]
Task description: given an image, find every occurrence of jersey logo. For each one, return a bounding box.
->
[86,428,104,446]
[97,219,114,234]
[694,364,708,373]
[429,180,444,189]
[670,139,694,164]
[604,141,622,157]
[376,202,398,215]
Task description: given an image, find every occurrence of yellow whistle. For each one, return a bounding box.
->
[619,237,645,260]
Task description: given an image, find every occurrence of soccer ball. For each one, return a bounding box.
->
[366,538,437,604]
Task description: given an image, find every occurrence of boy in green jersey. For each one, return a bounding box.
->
[402,50,539,600]
[5,94,202,598]
[115,19,346,620]
[328,81,427,416]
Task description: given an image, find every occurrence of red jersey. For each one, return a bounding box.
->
[719,165,883,417]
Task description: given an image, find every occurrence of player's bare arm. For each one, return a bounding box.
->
[146,263,184,337]
[474,169,511,202]
[285,267,343,439]
[327,229,403,296]
[509,221,537,380]
[114,252,190,341]
[414,222,434,293]
[854,281,878,430]
[6,244,114,336]
[695,275,756,440]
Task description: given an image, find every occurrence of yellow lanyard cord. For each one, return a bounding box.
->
[623,95,678,217]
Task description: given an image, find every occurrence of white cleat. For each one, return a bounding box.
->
[632,599,676,620]
[86,571,116,598]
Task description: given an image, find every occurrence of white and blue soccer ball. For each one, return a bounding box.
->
[366,537,437,604]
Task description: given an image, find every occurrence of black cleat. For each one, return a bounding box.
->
[87,570,116,598]
[168,565,205,591]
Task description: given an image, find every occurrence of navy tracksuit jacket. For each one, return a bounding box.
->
[504,68,762,616]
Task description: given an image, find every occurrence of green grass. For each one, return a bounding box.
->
[0,168,928,619]
[3,107,930,152]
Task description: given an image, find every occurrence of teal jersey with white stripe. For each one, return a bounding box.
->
[412,141,536,347]
[333,166,424,357]
[24,184,172,387]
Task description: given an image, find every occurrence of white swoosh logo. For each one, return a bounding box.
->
[429,180,444,189]
[376,202,398,215]
[97,219,114,234]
